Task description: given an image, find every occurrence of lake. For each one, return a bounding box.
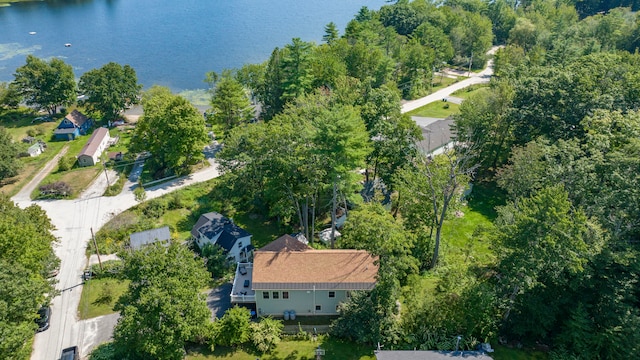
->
[0,0,387,92]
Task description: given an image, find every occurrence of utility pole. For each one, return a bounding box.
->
[91,227,103,271]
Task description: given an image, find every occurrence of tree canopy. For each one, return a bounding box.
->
[129,86,209,178]
[12,55,76,115]
[78,62,142,121]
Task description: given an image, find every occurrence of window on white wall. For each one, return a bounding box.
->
[238,241,243,248]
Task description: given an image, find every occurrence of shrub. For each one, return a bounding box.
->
[133,186,146,202]
[39,181,72,197]
[141,199,167,218]
[251,317,283,353]
[211,306,251,347]
[57,156,75,172]
[27,129,36,137]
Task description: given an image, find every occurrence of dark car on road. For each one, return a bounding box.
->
[61,346,80,360]
[35,306,50,332]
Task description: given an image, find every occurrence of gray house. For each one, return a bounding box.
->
[191,212,253,263]
[129,226,171,251]
[231,236,378,316]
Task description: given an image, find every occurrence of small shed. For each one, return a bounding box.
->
[27,142,45,157]
[129,226,172,251]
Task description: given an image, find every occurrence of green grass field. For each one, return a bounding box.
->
[78,278,129,319]
[406,101,460,118]
[451,84,489,100]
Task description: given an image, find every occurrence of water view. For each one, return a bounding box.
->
[0,0,387,91]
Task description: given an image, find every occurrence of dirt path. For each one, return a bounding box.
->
[12,144,69,203]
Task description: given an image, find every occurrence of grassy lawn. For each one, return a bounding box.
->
[186,337,375,360]
[0,108,69,197]
[451,84,489,100]
[78,277,129,319]
[430,75,462,92]
[33,163,101,199]
[406,101,460,118]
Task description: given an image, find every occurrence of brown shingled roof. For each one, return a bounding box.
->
[79,127,110,157]
[65,109,90,127]
[252,249,378,290]
[259,234,311,252]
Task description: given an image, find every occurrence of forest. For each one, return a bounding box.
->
[209,1,640,358]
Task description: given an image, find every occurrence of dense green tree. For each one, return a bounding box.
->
[323,22,339,45]
[250,317,283,353]
[399,40,434,98]
[411,23,455,64]
[280,38,315,104]
[330,274,401,346]
[0,82,21,109]
[129,86,208,177]
[0,127,22,182]
[488,0,518,44]
[341,202,417,280]
[258,48,286,120]
[212,306,251,347]
[113,243,212,360]
[78,62,142,121]
[201,243,230,279]
[379,2,424,36]
[12,55,76,115]
[360,83,421,189]
[209,75,254,133]
[0,197,58,359]
[494,186,603,336]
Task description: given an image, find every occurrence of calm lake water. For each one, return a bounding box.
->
[0,0,386,91]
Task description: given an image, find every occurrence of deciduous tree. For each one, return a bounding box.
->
[113,243,212,360]
[0,127,21,182]
[78,62,142,121]
[129,86,208,177]
[12,55,76,115]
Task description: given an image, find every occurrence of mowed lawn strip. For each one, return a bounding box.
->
[186,337,376,360]
[405,101,460,118]
[78,277,129,319]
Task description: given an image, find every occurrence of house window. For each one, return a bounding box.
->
[272,291,279,299]
[315,305,322,311]
[328,291,335,298]
[238,241,243,249]
[262,292,269,299]
[346,291,352,298]
[282,291,289,299]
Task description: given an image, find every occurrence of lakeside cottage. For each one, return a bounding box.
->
[54,110,93,140]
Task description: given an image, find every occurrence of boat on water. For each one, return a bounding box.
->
[29,31,36,35]
[64,43,72,47]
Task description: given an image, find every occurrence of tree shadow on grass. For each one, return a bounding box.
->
[465,181,506,221]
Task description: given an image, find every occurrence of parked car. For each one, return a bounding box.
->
[60,346,80,360]
[35,306,50,332]
[31,115,52,123]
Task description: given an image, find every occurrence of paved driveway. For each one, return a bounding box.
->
[206,282,232,319]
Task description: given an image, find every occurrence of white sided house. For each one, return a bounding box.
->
[231,235,378,317]
[77,127,110,167]
[191,212,253,263]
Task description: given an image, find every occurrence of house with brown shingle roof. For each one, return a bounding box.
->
[54,110,94,140]
[77,128,110,167]
[230,237,378,317]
